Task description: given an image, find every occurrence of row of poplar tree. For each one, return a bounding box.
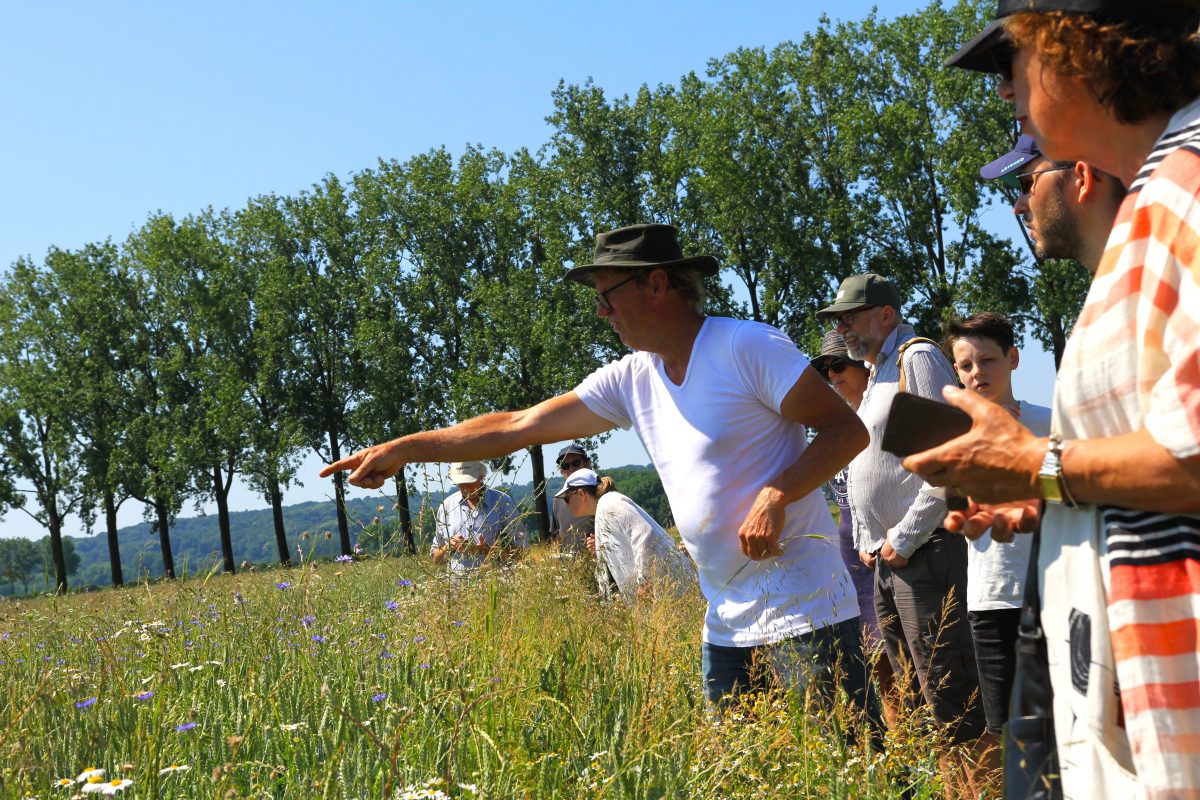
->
[0,0,1089,591]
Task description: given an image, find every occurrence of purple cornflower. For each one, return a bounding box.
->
[335,554,353,563]
[301,614,316,627]
[419,663,431,670]
[175,722,197,732]
[75,697,97,709]
[311,635,325,644]
[413,636,425,644]
[451,620,466,628]
[135,691,154,701]
[371,693,387,702]
[276,581,291,590]
[385,601,400,612]
[397,579,413,587]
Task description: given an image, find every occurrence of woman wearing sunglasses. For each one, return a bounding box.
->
[554,468,696,603]
[811,330,898,725]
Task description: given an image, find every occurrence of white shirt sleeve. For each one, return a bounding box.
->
[574,355,638,429]
[730,321,811,414]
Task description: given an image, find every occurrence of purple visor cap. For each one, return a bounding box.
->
[980,134,1041,180]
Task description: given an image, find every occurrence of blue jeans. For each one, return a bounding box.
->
[702,619,883,740]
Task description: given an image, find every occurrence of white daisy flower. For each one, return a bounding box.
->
[159,764,190,775]
[75,768,104,782]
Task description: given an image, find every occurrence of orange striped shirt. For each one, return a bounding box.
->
[1053,96,1200,798]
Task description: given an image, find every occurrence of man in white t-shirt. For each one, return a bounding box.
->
[944,313,1050,738]
[322,224,876,724]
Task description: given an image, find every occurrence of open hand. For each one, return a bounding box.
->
[944,498,1040,543]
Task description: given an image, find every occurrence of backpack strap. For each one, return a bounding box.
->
[896,336,948,394]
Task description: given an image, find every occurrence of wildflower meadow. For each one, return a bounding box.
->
[0,547,947,798]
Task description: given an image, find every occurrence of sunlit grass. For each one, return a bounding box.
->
[0,547,945,798]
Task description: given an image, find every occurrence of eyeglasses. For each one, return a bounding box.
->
[1004,164,1075,194]
[558,459,584,472]
[818,357,852,380]
[827,306,874,331]
[593,272,643,312]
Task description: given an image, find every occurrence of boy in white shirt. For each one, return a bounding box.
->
[944,312,1050,737]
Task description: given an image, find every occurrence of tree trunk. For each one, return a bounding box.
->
[212,464,236,574]
[395,468,414,554]
[104,491,123,587]
[397,469,414,555]
[48,513,68,593]
[269,475,291,567]
[153,496,176,579]
[326,429,352,556]
[530,445,550,544]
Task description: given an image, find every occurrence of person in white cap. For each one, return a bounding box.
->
[555,468,696,602]
[431,461,525,575]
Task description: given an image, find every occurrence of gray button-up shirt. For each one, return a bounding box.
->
[847,323,958,558]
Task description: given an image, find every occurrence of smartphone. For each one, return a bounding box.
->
[882,393,973,512]
[881,392,973,458]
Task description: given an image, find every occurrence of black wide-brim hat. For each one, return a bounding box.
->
[563,223,720,287]
[947,0,1200,73]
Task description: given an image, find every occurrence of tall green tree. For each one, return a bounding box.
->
[247,176,368,557]
[45,243,137,586]
[230,202,308,566]
[0,258,88,591]
[115,215,205,580]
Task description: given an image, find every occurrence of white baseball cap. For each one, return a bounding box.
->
[554,468,598,497]
[447,461,487,484]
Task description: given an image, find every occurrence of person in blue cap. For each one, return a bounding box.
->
[981,133,1125,273]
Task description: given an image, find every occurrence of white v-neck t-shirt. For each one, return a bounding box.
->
[575,316,858,646]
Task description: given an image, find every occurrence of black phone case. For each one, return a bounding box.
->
[881,392,973,458]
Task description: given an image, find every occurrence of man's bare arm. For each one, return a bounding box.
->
[738,366,869,559]
[320,391,615,489]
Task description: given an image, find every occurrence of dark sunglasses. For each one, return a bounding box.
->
[558,458,585,472]
[818,357,852,379]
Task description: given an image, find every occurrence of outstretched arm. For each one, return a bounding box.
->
[320,391,615,489]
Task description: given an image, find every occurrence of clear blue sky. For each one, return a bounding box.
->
[0,1,1051,540]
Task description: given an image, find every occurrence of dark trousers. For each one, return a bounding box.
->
[702,619,884,742]
[874,530,987,743]
[968,607,1022,735]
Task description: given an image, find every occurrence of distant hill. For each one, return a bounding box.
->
[22,463,667,593]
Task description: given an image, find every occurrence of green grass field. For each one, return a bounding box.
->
[0,547,948,799]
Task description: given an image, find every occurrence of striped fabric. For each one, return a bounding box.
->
[1052,95,1200,798]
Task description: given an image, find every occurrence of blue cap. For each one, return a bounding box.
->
[980,135,1041,180]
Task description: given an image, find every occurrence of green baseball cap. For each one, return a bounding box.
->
[816,273,902,320]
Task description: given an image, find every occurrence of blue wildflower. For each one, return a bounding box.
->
[176,722,197,732]
[385,601,399,612]
[276,581,291,590]
[75,697,97,709]
[371,693,387,702]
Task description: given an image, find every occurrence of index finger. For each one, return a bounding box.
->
[319,452,363,478]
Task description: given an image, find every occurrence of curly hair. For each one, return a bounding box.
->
[1004,9,1200,124]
